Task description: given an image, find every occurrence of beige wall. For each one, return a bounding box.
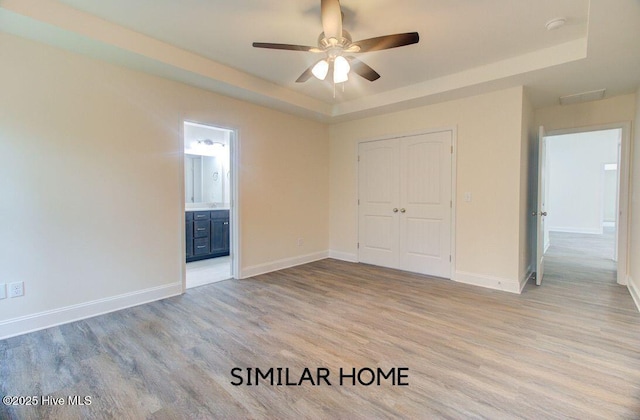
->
[536,94,636,131]
[629,88,640,309]
[0,33,329,335]
[329,87,526,290]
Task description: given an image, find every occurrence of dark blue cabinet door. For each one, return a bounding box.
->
[210,218,230,255]
[186,220,194,257]
[186,210,230,262]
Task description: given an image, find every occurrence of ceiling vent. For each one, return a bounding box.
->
[559,89,606,105]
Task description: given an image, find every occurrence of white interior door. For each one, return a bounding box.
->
[536,126,547,286]
[399,132,452,277]
[614,140,621,262]
[358,139,400,268]
[358,131,452,277]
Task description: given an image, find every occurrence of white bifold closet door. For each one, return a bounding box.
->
[358,131,452,278]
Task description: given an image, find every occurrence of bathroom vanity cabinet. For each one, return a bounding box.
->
[185,210,230,262]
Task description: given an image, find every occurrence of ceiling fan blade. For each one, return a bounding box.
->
[347,57,380,81]
[352,32,419,52]
[252,42,319,52]
[296,63,316,83]
[321,0,343,40]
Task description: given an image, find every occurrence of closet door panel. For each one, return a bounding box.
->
[399,131,452,277]
[358,131,452,278]
[358,139,400,269]
[405,218,441,257]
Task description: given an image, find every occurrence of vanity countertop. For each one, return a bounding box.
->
[186,207,230,211]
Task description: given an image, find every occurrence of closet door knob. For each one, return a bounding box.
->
[400,208,406,213]
[393,208,399,213]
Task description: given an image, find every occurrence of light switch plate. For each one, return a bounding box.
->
[8,282,23,298]
[0,283,6,299]
[464,192,472,202]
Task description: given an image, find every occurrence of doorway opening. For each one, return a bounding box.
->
[183,121,237,288]
[536,125,630,287]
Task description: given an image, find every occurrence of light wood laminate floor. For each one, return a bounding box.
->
[2,235,639,419]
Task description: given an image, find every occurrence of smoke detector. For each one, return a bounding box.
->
[546,18,566,31]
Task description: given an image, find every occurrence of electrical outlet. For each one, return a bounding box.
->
[0,283,6,299]
[297,238,304,247]
[8,281,24,298]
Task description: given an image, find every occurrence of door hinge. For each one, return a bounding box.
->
[357,242,360,249]
[449,255,452,262]
[451,146,453,154]
[358,199,360,205]
[358,155,360,162]
[450,200,452,208]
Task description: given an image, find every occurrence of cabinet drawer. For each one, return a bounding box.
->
[193,211,210,221]
[194,220,210,238]
[210,210,229,220]
[193,238,210,255]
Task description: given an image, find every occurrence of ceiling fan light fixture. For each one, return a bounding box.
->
[312,59,329,80]
[333,55,350,83]
[252,0,419,87]
[333,70,349,84]
[334,56,350,74]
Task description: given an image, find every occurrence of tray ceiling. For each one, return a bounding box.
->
[1,0,638,121]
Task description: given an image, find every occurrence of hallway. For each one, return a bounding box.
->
[545,228,616,282]
[526,227,631,318]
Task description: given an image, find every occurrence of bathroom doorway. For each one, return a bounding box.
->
[183,121,237,288]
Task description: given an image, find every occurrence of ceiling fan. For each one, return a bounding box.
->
[252,0,419,84]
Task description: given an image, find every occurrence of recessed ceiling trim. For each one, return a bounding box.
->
[333,38,588,118]
[0,0,333,118]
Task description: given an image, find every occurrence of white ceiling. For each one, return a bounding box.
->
[1,0,639,121]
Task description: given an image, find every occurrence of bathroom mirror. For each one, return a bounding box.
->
[184,122,231,209]
[185,154,226,206]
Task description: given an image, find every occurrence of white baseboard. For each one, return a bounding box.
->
[548,226,603,235]
[628,276,640,313]
[0,282,183,340]
[328,250,358,263]
[454,270,522,294]
[240,251,329,279]
[520,267,534,292]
